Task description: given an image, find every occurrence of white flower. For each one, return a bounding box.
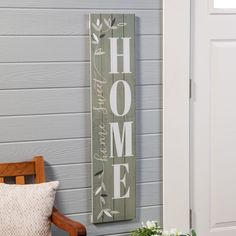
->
[169,228,182,236]
[170,228,177,234]
[162,230,170,236]
[162,228,183,236]
[135,220,190,236]
[146,220,156,229]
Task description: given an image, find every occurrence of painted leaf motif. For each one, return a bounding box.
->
[101,193,108,197]
[100,196,105,205]
[95,186,102,196]
[96,18,100,26]
[97,210,104,220]
[92,23,99,32]
[104,18,111,28]
[101,182,106,191]
[92,23,98,31]
[92,33,99,44]
[100,34,106,38]
[91,33,95,41]
[98,172,104,178]
[110,211,120,214]
[93,33,99,41]
[98,24,103,31]
[104,209,112,218]
[94,170,103,176]
[111,18,116,26]
[93,22,103,31]
[117,22,127,27]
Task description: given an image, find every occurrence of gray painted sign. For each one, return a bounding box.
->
[90,13,136,224]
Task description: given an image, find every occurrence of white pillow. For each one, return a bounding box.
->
[0,181,59,236]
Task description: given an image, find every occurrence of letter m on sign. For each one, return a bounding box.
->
[90,14,136,224]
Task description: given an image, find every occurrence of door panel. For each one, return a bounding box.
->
[192,0,236,235]
[211,41,236,229]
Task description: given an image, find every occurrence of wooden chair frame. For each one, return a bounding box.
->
[0,156,87,236]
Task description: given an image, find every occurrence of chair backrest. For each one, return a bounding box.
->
[0,156,45,184]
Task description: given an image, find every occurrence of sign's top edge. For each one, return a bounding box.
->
[89,13,135,16]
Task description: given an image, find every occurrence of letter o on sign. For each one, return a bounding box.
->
[110,80,131,117]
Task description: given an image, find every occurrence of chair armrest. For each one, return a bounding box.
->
[51,208,87,236]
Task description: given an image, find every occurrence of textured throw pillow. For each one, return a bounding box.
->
[0,181,59,236]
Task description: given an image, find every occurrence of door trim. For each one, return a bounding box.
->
[163,0,190,232]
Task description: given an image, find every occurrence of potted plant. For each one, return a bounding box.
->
[131,221,196,236]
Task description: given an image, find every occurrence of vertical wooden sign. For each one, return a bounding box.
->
[90,14,136,223]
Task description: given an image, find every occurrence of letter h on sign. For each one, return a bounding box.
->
[109,37,132,74]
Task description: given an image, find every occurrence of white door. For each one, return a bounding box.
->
[192,0,236,235]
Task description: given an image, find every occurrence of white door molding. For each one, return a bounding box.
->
[163,0,190,232]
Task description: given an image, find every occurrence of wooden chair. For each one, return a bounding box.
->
[0,156,87,236]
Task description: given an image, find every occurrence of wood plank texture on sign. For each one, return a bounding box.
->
[90,14,136,223]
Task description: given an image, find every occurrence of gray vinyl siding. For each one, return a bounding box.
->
[0,1,162,235]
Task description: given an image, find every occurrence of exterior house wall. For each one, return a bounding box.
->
[0,0,162,235]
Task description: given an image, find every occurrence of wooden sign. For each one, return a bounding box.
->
[90,14,136,224]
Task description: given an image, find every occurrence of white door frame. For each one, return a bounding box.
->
[163,0,190,232]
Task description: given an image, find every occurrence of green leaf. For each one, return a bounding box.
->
[191,229,197,236]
